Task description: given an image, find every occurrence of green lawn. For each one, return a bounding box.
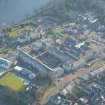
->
[7,26,32,38]
[0,73,25,92]
[0,47,15,53]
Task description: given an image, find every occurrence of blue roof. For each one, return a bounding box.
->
[0,67,5,73]
[64,39,76,47]
[0,59,8,66]
[14,66,36,81]
[0,58,10,69]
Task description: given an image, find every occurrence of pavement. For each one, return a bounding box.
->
[39,60,104,105]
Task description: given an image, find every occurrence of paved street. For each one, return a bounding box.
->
[39,60,104,105]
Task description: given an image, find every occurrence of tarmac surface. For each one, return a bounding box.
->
[39,60,104,105]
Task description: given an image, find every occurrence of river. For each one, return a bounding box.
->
[0,0,50,26]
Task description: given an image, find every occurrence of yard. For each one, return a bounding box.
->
[0,73,25,92]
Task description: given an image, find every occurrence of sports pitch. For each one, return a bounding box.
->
[0,73,25,92]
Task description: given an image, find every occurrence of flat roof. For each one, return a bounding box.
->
[37,52,62,68]
[14,66,36,80]
[19,44,75,71]
[0,57,11,63]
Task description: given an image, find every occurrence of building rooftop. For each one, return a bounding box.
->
[0,57,12,76]
[14,66,36,81]
[19,43,63,71]
[37,52,62,68]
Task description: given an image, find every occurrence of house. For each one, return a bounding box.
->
[60,82,75,96]
[17,32,31,44]
[63,61,74,73]
[75,42,85,49]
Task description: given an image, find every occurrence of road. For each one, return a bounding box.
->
[39,60,104,105]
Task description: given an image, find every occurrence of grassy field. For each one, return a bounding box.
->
[47,27,64,38]
[2,24,33,38]
[8,26,32,38]
[0,47,15,53]
[0,73,25,92]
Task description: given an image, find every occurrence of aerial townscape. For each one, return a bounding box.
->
[1,0,105,105]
